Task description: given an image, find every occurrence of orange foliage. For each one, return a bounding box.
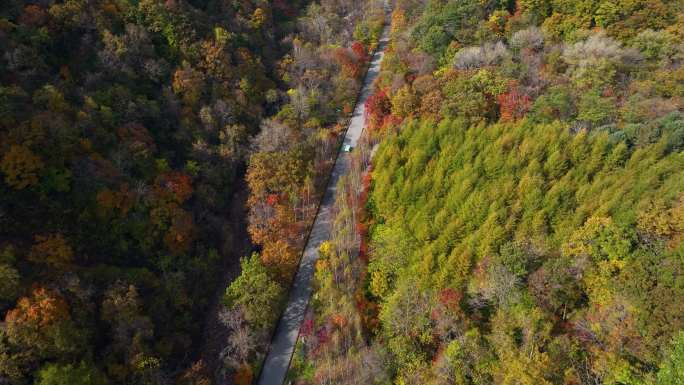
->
[381,114,403,131]
[86,152,122,181]
[249,201,299,247]
[102,2,119,15]
[96,189,115,210]
[246,151,307,201]
[178,360,211,385]
[581,299,641,358]
[419,89,444,119]
[29,233,74,267]
[364,90,391,130]
[331,313,348,329]
[359,237,369,263]
[351,41,368,62]
[497,82,532,122]
[155,172,193,203]
[260,239,298,279]
[391,8,407,33]
[172,66,204,106]
[236,47,253,63]
[59,65,71,81]
[6,287,69,328]
[233,365,253,385]
[670,196,684,248]
[438,288,462,311]
[1,144,44,189]
[97,184,135,216]
[200,40,232,80]
[163,210,195,255]
[265,193,279,206]
[19,5,47,27]
[4,287,78,356]
[354,290,380,332]
[486,10,510,36]
[335,47,362,79]
[117,123,156,157]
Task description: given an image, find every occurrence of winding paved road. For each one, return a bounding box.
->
[256,6,391,385]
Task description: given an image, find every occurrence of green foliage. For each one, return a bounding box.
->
[528,85,576,123]
[631,29,681,65]
[610,112,684,152]
[286,340,315,383]
[657,332,684,385]
[440,69,507,122]
[225,253,284,332]
[368,116,684,381]
[353,9,385,47]
[301,0,684,383]
[0,263,20,302]
[36,361,108,385]
[368,225,416,299]
[563,33,639,89]
[0,247,20,302]
[411,0,483,57]
[379,277,433,346]
[518,0,551,25]
[495,242,532,279]
[577,89,616,128]
[538,0,681,40]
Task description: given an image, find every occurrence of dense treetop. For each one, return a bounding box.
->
[288,0,684,384]
[0,0,381,383]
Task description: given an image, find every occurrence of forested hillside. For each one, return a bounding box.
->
[4,0,684,384]
[289,0,684,384]
[0,0,297,383]
[0,0,382,384]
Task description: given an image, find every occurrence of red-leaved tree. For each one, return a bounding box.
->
[364,90,391,130]
[497,82,532,122]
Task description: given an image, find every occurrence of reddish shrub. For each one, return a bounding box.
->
[156,172,193,203]
[301,316,314,337]
[19,5,47,27]
[359,238,369,263]
[335,47,362,79]
[351,41,368,62]
[439,288,462,311]
[233,365,253,385]
[316,326,329,345]
[382,114,403,130]
[497,84,532,122]
[365,90,391,130]
[265,193,279,206]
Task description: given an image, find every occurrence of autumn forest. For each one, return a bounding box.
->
[1,0,684,385]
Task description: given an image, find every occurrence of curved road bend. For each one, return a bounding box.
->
[256,6,392,385]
